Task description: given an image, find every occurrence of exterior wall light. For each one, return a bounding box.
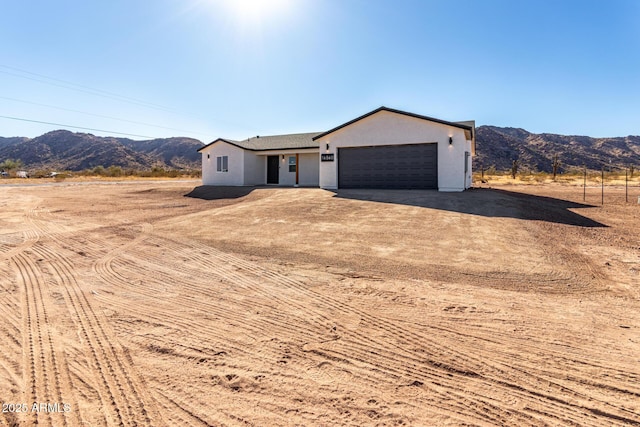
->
[326,143,330,151]
[282,154,285,160]
[449,137,453,145]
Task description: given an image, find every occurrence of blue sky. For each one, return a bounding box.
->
[1,0,639,141]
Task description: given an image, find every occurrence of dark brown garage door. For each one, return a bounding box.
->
[338,143,438,189]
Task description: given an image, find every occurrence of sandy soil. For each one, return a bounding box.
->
[0,180,639,426]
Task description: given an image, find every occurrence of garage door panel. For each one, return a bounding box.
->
[338,143,438,189]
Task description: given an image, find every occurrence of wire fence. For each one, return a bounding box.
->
[580,168,640,205]
[473,167,640,205]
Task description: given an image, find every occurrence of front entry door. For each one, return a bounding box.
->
[267,155,279,184]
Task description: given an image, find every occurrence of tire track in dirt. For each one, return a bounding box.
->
[35,243,156,427]
[0,202,41,423]
[0,320,23,391]
[23,205,159,426]
[91,237,419,425]
[58,196,636,419]
[151,235,640,426]
[108,255,326,340]
[20,207,114,425]
[523,220,609,292]
[5,183,638,425]
[12,252,71,427]
[105,238,539,425]
[105,247,342,349]
[416,320,640,401]
[0,262,27,395]
[0,294,21,341]
[94,253,329,383]
[0,230,39,262]
[144,244,516,424]
[93,228,322,342]
[153,390,217,427]
[0,231,33,254]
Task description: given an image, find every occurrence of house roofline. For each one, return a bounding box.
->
[250,146,319,152]
[312,106,473,141]
[198,107,474,152]
[196,138,237,152]
[197,138,319,152]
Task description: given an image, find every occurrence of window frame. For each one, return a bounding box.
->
[216,155,229,172]
[288,155,296,173]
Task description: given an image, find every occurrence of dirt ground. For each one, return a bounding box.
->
[0,180,639,426]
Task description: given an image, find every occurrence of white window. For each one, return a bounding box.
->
[288,156,296,173]
[216,156,228,172]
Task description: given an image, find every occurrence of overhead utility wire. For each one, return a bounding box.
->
[0,95,211,138]
[0,64,177,113]
[0,69,179,115]
[0,63,259,135]
[0,115,157,139]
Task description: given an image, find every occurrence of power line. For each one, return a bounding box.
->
[0,69,180,114]
[0,115,158,139]
[0,95,211,138]
[0,64,177,113]
[0,63,259,136]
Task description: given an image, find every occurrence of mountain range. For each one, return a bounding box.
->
[475,126,640,173]
[0,130,203,171]
[0,127,639,173]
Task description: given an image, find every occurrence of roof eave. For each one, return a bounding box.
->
[312,106,473,141]
[251,146,319,152]
[196,138,239,152]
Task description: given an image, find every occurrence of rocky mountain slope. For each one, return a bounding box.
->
[1,126,639,173]
[0,130,203,171]
[475,126,640,172]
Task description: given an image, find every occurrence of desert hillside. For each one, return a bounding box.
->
[2,126,639,173]
[0,130,203,171]
[475,126,640,172]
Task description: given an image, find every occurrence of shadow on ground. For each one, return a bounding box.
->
[184,186,256,200]
[333,188,607,227]
[185,186,606,227]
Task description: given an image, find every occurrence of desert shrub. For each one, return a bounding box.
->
[54,172,72,181]
[145,166,183,177]
[151,166,165,177]
[32,169,52,178]
[107,166,123,177]
[34,167,197,178]
[0,158,24,171]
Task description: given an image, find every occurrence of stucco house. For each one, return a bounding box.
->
[198,106,475,191]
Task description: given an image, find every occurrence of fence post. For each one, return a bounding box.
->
[583,167,586,202]
[601,167,604,205]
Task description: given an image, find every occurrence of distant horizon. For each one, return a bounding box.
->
[2,123,639,143]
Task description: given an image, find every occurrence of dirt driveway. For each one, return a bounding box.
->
[0,181,638,426]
